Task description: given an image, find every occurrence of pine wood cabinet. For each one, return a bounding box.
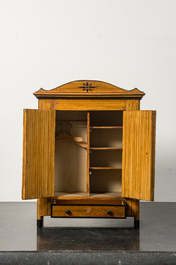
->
[22,80,156,228]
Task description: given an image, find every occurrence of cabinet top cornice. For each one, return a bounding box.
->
[33,80,145,99]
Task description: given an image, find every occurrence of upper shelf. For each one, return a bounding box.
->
[33,80,145,99]
[90,126,123,129]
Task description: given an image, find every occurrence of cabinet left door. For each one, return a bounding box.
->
[22,109,56,199]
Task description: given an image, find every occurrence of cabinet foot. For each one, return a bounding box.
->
[134,219,140,228]
[37,217,43,228]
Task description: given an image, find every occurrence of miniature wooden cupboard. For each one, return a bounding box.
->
[22,80,156,228]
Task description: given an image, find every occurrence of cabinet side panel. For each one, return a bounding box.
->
[22,109,55,199]
[38,99,52,110]
[125,99,140,111]
[151,111,156,200]
[125,198,139,219]
[122,111,156,201]
[37,198,52,218]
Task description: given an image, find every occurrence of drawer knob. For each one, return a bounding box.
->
[65,209,70,214]
[107,210,112,215]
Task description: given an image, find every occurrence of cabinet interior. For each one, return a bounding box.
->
[54,111,123,198]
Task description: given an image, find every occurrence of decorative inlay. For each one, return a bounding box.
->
[78,82,97,92]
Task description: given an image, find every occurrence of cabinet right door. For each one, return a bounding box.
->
[122,110,156,201]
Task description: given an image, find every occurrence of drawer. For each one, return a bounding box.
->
[51,204,126,218]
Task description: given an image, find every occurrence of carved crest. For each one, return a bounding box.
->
[33,80,145,99]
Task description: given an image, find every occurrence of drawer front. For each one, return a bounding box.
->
[51,204,126,218]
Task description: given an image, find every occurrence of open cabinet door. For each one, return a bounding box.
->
[122,111,156,201]
[22,109,55,199]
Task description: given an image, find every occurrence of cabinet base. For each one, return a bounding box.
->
[37,218,43,228]
[134,220,140,228]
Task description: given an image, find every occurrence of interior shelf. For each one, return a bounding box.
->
[90,127,122,148]
[90,126,123,129]
[90,167,122,170]
[54,191,122,199]
[54,192,87,198]
[89,192,122,198]
[90,147,122,150]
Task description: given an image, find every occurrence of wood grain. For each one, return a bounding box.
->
[54,99,126,110]
[90,126,123,129]
[126,99,140,111]
[37,198,52,218]
[90,147,122,150]
[34,80,145,98]
[37,100,54,220]
[90,167,122,170]
[54,199,123,205]
[122,111,156,201]
[38,99,52,110]
[54,191,122,199]
[51,204,126,218]
[125,198,139,219]
[22,109,55,199]
[123,98,140,219]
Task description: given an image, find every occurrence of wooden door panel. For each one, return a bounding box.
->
[22,109,55,199]
[122,111,156,201]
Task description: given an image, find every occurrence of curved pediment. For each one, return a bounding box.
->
[34,80,145,99]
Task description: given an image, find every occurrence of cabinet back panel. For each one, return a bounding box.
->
[56,111,87,121]
[55,111,87,140]
[90,129,122,148]
[90,150,122,168]
[55,142,87,192]
[90,170,122,193]
[55,123,87,193]
[90,111,123,126]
